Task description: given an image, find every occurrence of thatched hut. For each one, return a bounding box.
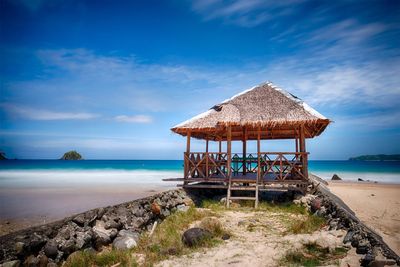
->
[165,82,330,207]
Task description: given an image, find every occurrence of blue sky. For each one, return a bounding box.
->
[1,0,399,160]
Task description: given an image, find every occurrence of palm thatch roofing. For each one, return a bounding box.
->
[171,82,330,141]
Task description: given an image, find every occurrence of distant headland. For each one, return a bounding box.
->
[60,150,83,160]
[349,154,400,161]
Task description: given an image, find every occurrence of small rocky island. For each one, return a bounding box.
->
[60,150,83,160]
[0,151,7,160]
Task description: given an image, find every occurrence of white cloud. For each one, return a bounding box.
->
[191,0,300,27]
[114,115,153,123]
[0,103,98,121]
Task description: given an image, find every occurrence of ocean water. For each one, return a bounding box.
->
[0,160,399,186]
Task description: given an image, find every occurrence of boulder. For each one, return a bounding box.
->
[75,231,92,250]
[182,228,212,247]
[14,242,25,257]
[151,201,161,215]
[183,198,194,207]
[72,214,86,227]
[0,260,20,267]
[28,233,47,254]
[43,240,58,259]
[358,178,364,181]
[356,239,370,254]
[92,220,113,249]
[59,239,75,255]
[112,233,138,251]
[331,174,342,180]
[310,197,322,213]
[176,204,189,213]
[23,255,39,267]
[38,254,48,267]
[117,229,140,240]
[104,219,122,230]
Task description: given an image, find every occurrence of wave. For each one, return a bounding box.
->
[0,169,182,187]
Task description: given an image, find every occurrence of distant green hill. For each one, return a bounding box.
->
[60,150,83,160]
[0,151,7,160]
[349,154,400,161]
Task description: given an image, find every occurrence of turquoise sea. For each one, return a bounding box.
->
[0,160,399,219]
[1,160,400,186]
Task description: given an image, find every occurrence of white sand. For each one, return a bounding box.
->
[328,181,400,255]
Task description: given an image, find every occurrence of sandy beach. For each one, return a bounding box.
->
[328,181,400,255]
[0,184,173,235]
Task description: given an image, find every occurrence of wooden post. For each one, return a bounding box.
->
[242,127,247,175]
[226,126,232,208]
[256,127,261,208]
[227,126,232,178]
[184,131,191,184]
[205,138,209,178]
[299,125,308,179]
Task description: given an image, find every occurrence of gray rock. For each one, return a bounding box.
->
[0,260,21,267]
[131,217,145,229]
[358,178,364,181]
[331,174,342,180]
[92,220,113,249]
[360,253,374,266]
[343,230,354,244]
[161,209,170,218]
[72,214,86,226]
[117,229,140,240]
[59,239,75,255]
[104,219,121,230]
[310,198,322,213]
[75,231,92,250]
[222,233,230,240]
[356,239,370,254]
[38,254,48,267]
[112,236,138,250]
[14,242,25,256]
[182,228,212,247]
[177,204,189,213]
[28,233,47,254]
[43,240,58,259]
[23,255,39,267]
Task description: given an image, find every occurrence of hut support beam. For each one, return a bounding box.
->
[184,131,191,185]
[242,127,247,175]
[206,139,209,178]
[256,127,261,208]
[226,126,232,208]
[299,125,308,179]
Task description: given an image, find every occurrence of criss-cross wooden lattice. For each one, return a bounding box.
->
[184,152,228,179]
[260,152,307,181]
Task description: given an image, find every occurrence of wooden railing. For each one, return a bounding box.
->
[184,152,228,179]
[259,152,308,181]
[184,152,308,181]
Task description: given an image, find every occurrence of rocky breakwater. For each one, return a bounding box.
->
[0,189,193,266]
[297,174,400,266]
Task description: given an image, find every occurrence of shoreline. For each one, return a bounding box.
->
[0,184,173,236]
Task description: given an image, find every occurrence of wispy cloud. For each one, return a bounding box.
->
[114,115,153,123]
[1,103,98,121]
[191,0,300,27]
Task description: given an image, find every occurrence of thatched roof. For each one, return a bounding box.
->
[171,82,330,141]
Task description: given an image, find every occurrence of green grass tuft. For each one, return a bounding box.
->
[286,214,326,235]
[280,242,349,267]
[64,249,137,267]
